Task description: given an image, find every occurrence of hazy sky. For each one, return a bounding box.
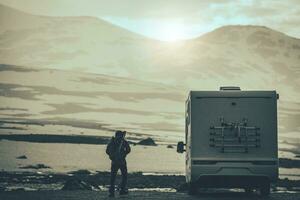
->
[0,0,299,41]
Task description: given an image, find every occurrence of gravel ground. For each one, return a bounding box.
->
[1,191,300,200]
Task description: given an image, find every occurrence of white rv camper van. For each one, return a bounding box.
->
[177,87,278,196]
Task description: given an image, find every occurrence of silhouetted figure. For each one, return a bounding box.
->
[106,130,131,197]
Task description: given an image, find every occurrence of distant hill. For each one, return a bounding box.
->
[1,5,300,101]
[151,25,300,102]
[0,4,158,77]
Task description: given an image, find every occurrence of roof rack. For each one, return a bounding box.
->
[220,86,241,91]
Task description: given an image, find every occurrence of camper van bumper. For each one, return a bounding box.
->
[191,174,271,188]
[190,163,278,184]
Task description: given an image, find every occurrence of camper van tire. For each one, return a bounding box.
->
[187,182,198,195]
[244,188,253,193]
[260,182,270,196]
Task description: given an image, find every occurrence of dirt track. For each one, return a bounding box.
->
[1,191,300,200]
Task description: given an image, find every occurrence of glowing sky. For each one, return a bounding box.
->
[0,0,299,41]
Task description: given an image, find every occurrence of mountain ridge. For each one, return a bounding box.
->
[0,3,150,40]
[1,4,300,41]
[0,4,299,103]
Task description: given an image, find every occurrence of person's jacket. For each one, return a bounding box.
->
[106,137,131,165]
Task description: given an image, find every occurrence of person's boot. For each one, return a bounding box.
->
[119,188,129,195]
[109,187,115,198]
[108,192,115,198]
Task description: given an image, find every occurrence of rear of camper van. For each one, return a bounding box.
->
[177,87,278,196]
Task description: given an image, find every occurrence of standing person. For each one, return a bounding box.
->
[106,130,131,197]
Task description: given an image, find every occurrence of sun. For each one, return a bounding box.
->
[156,23,186,42]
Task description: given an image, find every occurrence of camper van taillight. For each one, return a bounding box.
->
[177,141,185,153]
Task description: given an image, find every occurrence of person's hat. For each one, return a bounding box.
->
[115,130,125,137]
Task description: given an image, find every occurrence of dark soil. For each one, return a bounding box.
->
[1,170,300,192]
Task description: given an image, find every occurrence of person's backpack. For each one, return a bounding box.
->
[107,138,125,163]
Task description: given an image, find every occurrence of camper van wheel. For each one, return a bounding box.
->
[244,188,253,193]
[188,183,198,195]
[260,182,270,196]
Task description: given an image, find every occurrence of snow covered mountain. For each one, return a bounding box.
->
[1,4,299,102]
[0,4,299,144]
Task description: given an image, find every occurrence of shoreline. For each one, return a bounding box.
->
[0,134,299,169]
[0,134,112,145]
[1,190,300,200]
[1,170,300,193]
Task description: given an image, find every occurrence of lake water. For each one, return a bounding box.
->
[0,140,299,180]
[0,140,184,174]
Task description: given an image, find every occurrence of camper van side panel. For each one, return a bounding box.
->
[185,94,192,182]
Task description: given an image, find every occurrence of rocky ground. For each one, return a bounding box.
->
[1,170,300,193]
[1,190,300,200]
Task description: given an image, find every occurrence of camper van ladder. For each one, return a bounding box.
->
[209,117,260,153]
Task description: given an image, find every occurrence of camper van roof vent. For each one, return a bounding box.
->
[220,86,241,91]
